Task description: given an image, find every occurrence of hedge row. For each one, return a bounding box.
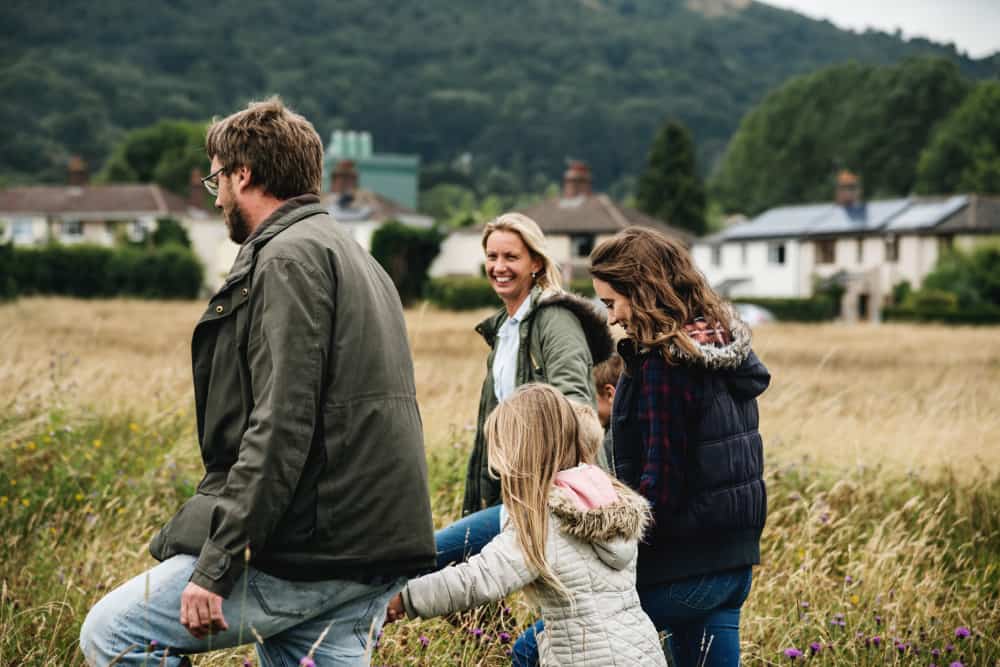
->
[736,296,838,322]
[424,277,599,310]
[0,243,203,299]
[882,304,1000,325]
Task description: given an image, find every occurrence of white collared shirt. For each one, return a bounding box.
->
[493,296,532,403]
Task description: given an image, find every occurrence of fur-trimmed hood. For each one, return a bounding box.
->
[476,287,614,366]
[548,476,652,571]
[620,306,769,401]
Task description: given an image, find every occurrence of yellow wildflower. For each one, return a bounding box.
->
[75,493,85,502]
[93,439,102,449]
[9,479,16,486]
[21,498,30,507]
[129,423,140,433]
[117,507,125,515]
[850,594,860,606]
[42,435,52,443]
[26,442,37,451]
[0,496,7,505]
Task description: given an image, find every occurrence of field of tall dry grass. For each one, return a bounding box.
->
[1,297,998,665]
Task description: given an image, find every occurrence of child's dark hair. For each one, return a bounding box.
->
[593,353,624,391]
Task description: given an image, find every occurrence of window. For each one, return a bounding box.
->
[767,242,786,265]
[740,243,748,266]
[711,245,722,266]
[11,218,34,244]
[856,238,864,264]
[816,239,835,264]
[885,237,899,263]
[571,234,594,258]
[62,220,83,239]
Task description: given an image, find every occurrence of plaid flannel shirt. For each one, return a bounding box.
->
[636,354,697,515]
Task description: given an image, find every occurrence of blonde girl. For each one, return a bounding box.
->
[387,384,665,667]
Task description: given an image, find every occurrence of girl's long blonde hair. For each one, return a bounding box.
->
[590,226,730,362]
[485,384,594,598]
[482,213,563,292]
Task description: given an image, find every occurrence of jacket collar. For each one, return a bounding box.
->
[474,287,614,366]
[619,306,752,372]
[218,194,326,293]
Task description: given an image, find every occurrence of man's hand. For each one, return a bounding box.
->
[384,593,406,625]
[180,582,229,639]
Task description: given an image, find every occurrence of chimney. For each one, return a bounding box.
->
[189,168,205,208]
[835,169,861,207]
[68,155,89,186]
[562,160,592,198]
[331,160,359,195]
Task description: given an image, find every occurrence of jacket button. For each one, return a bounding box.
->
[215,305,224,314]
[242,288,249,296]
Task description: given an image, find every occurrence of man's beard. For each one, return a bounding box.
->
[225,202,252,244]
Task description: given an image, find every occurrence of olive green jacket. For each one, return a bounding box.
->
[150,195,436,596]
[461,287,614,515]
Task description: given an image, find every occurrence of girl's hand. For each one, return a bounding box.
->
[385,593,406,624]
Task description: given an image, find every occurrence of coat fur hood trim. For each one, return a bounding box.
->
[669,307,753,371]
[476,288,614,366]
[534,289,614,366]
[548,478,651,543]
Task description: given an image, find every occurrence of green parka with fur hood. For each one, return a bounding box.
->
[462,287,614,515]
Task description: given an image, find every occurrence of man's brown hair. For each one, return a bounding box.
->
[593,353,623,391]
[206,97,323,200]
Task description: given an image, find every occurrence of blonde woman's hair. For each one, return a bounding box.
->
[590,226,730,363]
[482,213,563,291]
[485,384,593,599]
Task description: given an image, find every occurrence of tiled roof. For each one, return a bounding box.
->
[0,184,203,219]
[706,194,998,243]
[936,195,1000,233]
[517,194,694,244]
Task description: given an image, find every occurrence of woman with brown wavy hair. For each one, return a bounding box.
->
[586,225,771,667]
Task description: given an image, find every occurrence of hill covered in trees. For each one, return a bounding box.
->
[2,0,997,194]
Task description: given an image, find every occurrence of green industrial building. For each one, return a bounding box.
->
[323,130,420,209]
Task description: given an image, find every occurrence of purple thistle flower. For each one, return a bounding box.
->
[418,635,429,648]
[809,642,822,654]
[471,627,484,639]
[800,601,809,608]
[932,648,941,658]
[244,661,252,667]
[299,658,316,667]
[871,636,882,647]
[874,614,882,626]
[954,626,970,639]
[845,575,853,584]
[783,648,803,660]
[499,632,512,644]
[819,511,830,524]
[946,644,955,653]
[949,662,964,667]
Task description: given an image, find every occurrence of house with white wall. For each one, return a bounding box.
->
[430,161,692,281]
[691,172,1000,322]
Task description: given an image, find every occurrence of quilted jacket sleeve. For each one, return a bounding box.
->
[401,525,538,619]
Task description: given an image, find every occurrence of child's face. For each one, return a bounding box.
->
[595,384,615,428]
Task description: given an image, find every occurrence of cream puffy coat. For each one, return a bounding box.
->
[401,472,667,666]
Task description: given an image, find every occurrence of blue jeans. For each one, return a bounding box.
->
[434,504,503,569]
[79,555,404,667]
[511,568,753,667]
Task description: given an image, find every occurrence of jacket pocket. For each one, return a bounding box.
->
[150,474,225,560]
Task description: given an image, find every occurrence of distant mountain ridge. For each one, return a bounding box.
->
[1,0,996,191]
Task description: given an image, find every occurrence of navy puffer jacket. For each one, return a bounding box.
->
[611,315,770,586]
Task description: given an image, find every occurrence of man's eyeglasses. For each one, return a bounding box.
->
[201,166,226,197]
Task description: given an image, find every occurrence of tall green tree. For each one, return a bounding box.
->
[637,120,707,236]
[98,120,209,197]
[710,57,970,215]
[916,81,1000,194]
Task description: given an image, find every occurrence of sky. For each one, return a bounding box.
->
[759,0,1000,58]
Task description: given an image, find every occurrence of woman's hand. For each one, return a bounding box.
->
[384,593,407,624]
